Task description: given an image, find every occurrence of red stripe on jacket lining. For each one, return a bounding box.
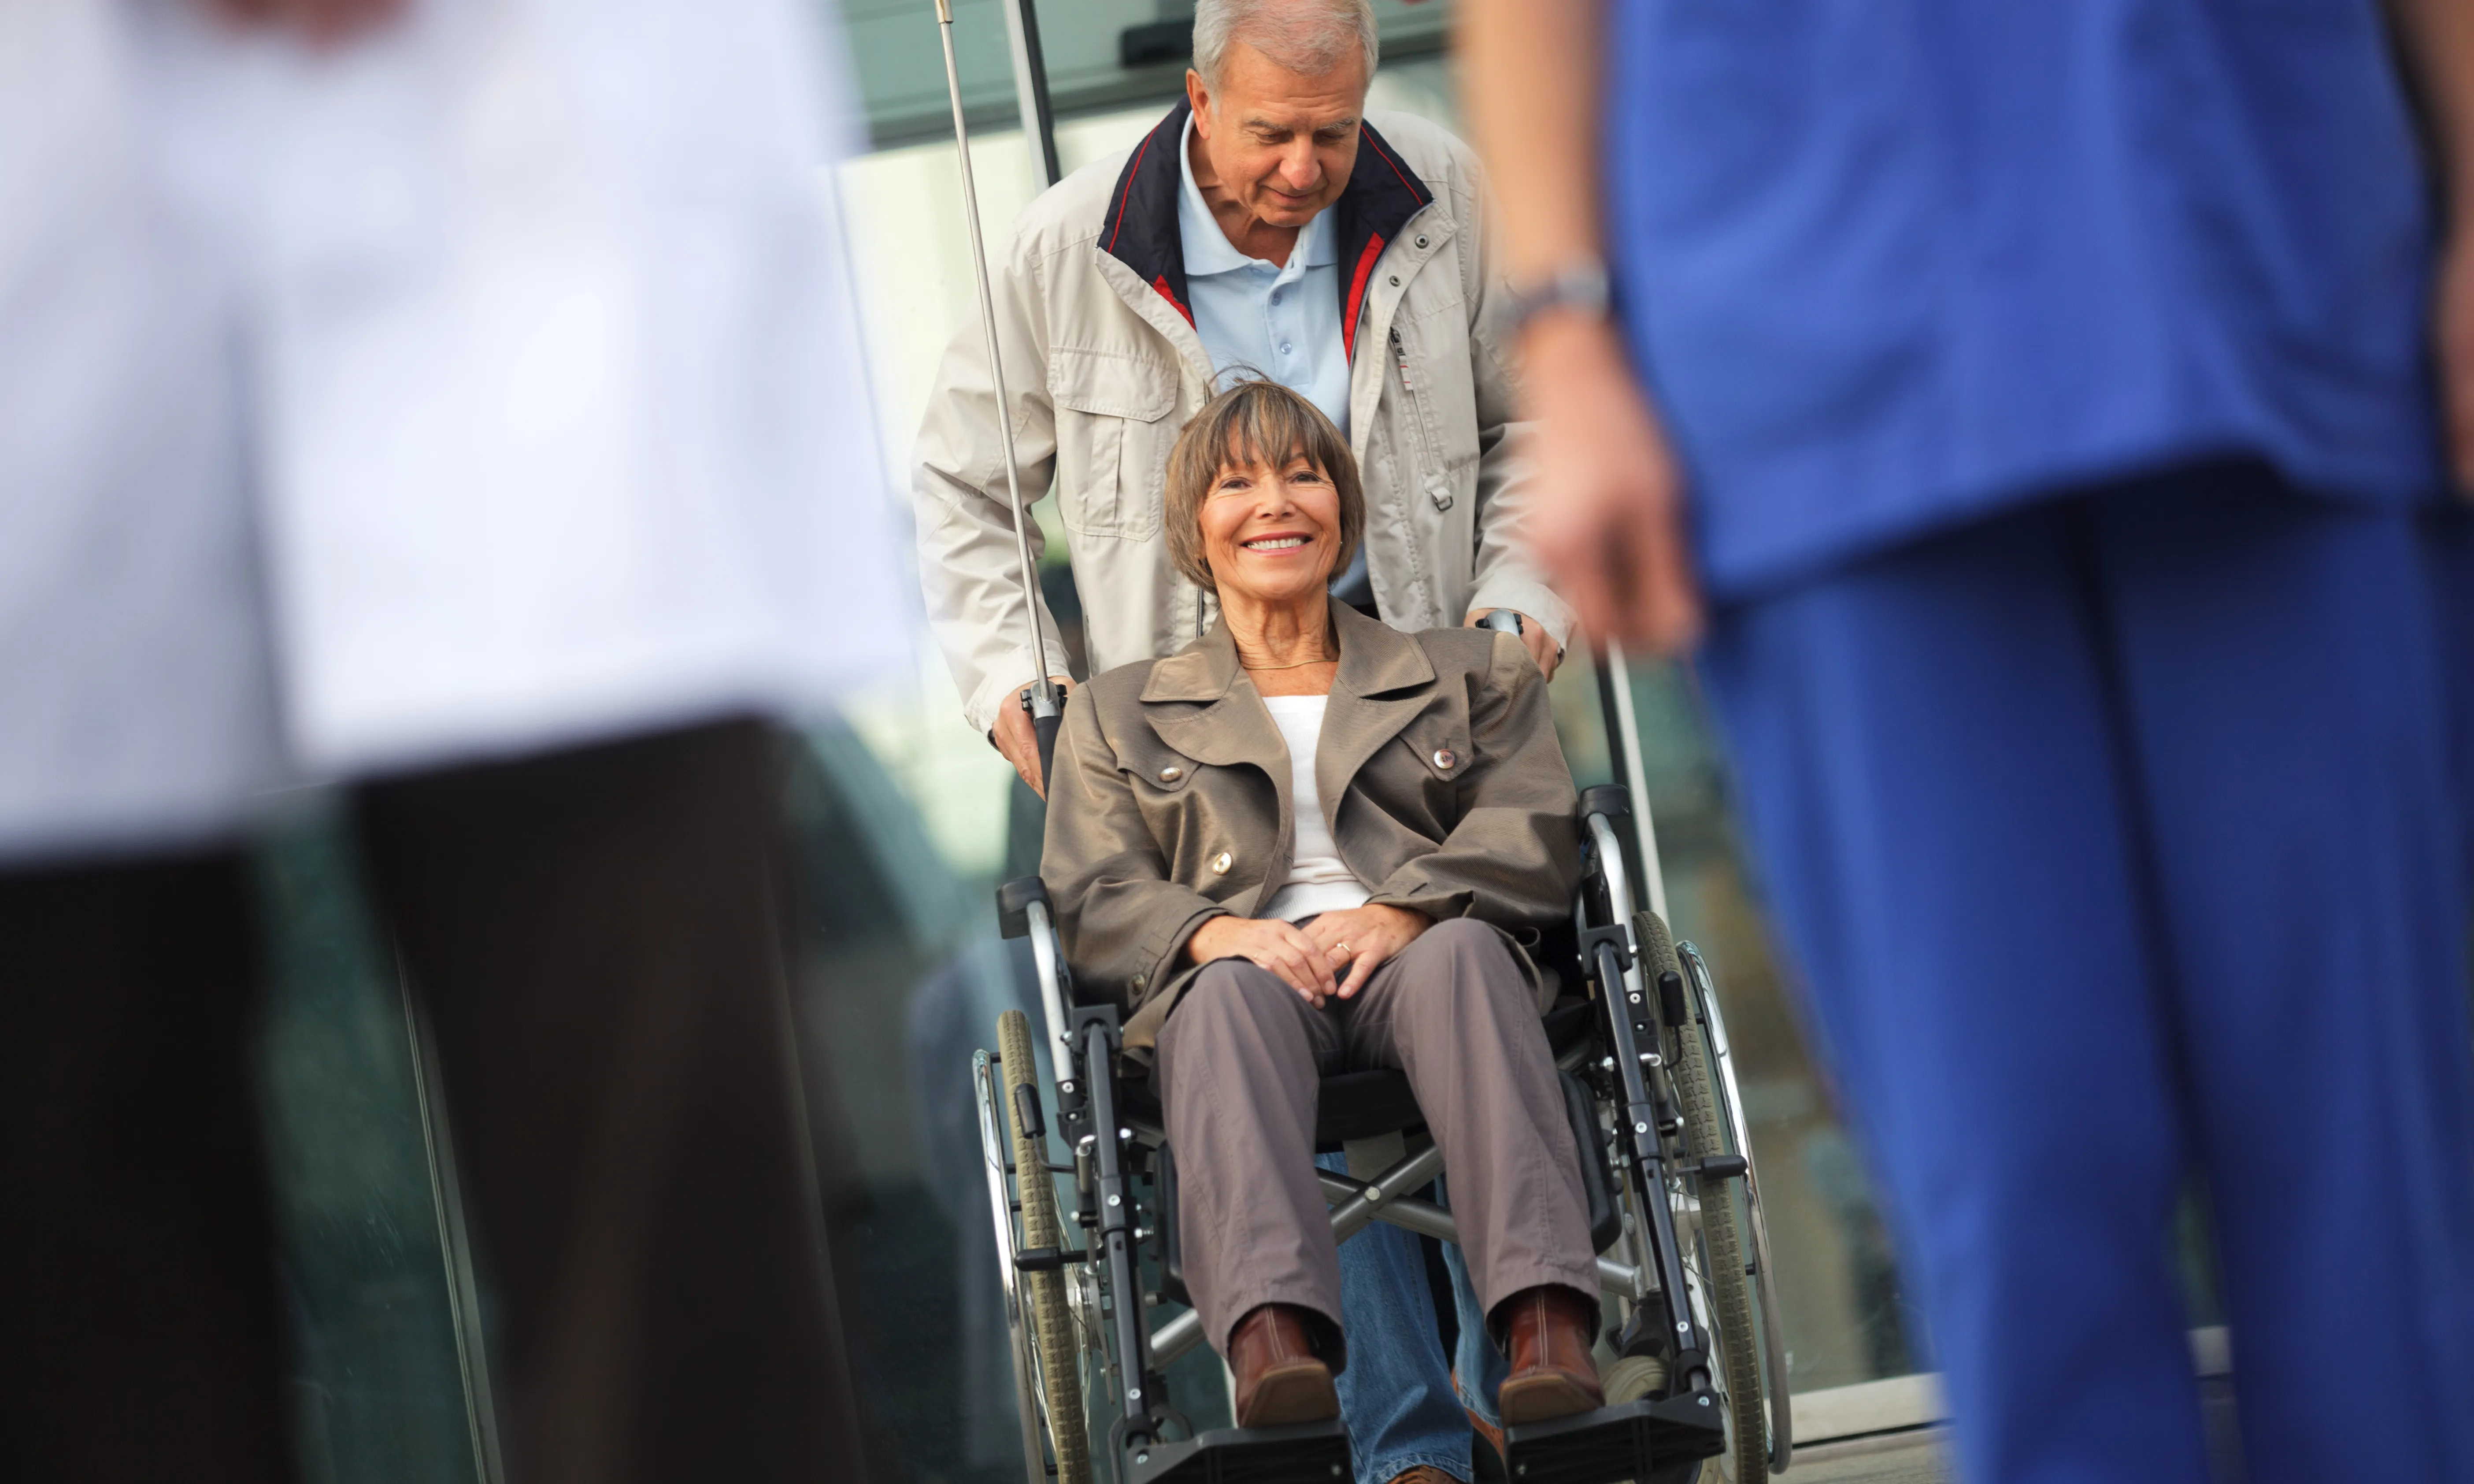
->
[1152,274,1195,326]
[1359,130,1425,204]
[1341,232,1387,362]
[1107,129,1158,254]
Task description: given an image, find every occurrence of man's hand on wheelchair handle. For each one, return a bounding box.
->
[991,675,1073,797]
[1465,610,1561,679]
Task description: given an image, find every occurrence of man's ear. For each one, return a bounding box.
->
[1185,69,1212,137]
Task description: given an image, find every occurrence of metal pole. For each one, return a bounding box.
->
[933,0,1067,777]
[999,0,1062,189]
[1601,639,1670,921]
[400,962,507,1484]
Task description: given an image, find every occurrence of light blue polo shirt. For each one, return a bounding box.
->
[1603,0,2443,599]
[1178,115,1371,600]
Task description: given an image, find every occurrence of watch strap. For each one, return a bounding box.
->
[1504,259,1611,335]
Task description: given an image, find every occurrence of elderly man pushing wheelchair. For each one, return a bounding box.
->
[912,3,1564,1477]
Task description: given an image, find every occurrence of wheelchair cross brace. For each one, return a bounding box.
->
[1139,1143,1650,1370]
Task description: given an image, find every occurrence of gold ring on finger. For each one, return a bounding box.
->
[1333,941,1351,958]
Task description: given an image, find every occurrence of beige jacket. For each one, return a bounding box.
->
[913,101,1568,735]
[1042,604,1581,1054]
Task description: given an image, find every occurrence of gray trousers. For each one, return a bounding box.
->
[1155,917,1600,1361]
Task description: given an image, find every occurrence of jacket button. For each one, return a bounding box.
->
[1433,748,1457,770]
[1389,274,1401,287]
[1159,765,1183,782]
[1415,235,1429,249]
[1132,974,1146,992]
[1211,850,1232,875]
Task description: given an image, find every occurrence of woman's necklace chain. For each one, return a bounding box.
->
[1241,651,1336,672]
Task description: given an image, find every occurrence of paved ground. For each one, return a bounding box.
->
[1788,1430,1953,1484]
[1774,1375,2240,1484]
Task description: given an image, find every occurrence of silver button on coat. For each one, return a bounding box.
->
[1211,850,1232,874]
[1433,748,1457,770]
[1159,765,1183,782]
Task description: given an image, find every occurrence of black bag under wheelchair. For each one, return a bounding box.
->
[972,785,1794,1484]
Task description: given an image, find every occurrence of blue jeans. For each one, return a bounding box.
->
[1321,1151,1473,1481]
[1441,1239,1507,1431]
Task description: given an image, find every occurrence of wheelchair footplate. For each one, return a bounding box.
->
[1499,1391,1726,1484]
[1125,1418,1351,1484]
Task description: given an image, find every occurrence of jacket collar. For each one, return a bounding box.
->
[1100,98,1436,362]
[1138,600,1432,706]
[1140,604,1437,842]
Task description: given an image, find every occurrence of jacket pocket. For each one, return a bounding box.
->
[1050,345,1178,538]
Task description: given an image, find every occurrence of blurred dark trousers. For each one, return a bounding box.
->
[1700,464,2474,1484]
[0,717,867,1483]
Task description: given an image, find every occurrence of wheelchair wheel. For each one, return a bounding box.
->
[1679,942,1793,1476]
[1638,916,1770,1484]
[998,1010,1092,1484]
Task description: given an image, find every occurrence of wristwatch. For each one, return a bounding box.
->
[1504,258,1611,336]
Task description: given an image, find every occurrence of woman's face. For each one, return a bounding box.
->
[1198,444,1344,608]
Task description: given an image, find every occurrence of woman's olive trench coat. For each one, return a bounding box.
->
[1041,602,1582,1054]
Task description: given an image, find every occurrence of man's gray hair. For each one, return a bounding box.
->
[1193,0,1379,88]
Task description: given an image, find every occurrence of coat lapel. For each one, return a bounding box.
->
[1141,622,1287,778]
[1314,605,1434,830]
[1142,623,1292,915]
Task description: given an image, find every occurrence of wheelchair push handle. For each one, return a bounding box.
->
[1028,689,1064,789]
[996,876,1052,940]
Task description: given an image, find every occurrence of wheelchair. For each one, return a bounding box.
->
[974,784,1793,1484]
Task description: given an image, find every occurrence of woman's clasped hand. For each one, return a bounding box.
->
[1186,903,1433,1007]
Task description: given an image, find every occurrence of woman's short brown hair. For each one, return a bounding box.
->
[1164,379,1364,592]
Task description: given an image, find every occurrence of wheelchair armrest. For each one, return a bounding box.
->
[1578,783,1630,824]
[996,876,1052,940]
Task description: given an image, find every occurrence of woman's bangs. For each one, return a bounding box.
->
[1218,391,1325,480]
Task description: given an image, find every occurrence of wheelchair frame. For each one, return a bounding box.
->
[974,781,1794,1484]
[918,0,1790,1466]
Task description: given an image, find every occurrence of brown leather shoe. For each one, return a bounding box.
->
[1229,1304,1339,1427]
[1493,1285,1605,1425]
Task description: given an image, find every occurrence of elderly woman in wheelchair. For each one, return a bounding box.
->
[1042,379,1607,1433]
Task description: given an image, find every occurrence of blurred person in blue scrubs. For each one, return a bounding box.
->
[0,0,897,1478]
[1461,3,2474,1483]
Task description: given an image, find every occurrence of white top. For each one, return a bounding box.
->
[0,0,899,860]
[1259,694,1374,923]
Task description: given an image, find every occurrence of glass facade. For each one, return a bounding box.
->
[245,4,1930,1479]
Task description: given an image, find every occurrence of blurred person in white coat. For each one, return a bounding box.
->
[0,0,900,1478]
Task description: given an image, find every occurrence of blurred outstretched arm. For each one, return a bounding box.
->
[1456,0,1702,651]
[2388,0,2474,501]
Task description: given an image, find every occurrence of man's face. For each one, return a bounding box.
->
[1187,41,1368,228]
